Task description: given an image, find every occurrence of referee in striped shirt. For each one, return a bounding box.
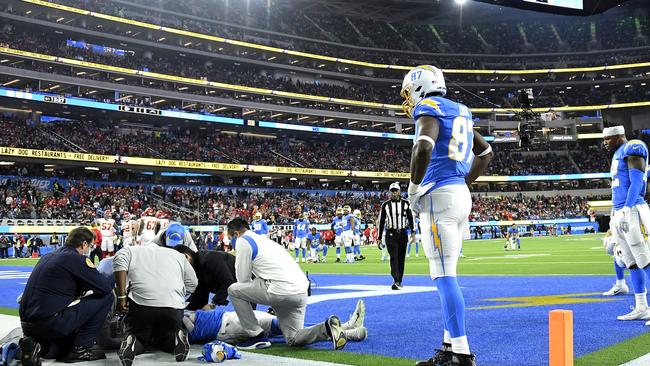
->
[378,182,414,290]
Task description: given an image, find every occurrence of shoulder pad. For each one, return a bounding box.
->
[624,140,649,158]
[413,97,446,119]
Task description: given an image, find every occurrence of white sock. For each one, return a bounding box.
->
[451,335,470,355]
[635,292,648,309]
[616,279,626,287]
[443,330,452,344]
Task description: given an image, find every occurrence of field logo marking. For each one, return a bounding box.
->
[0,270,31,280]
[308,285,436,304]
[467,253,550,261]
[468,292,622,310]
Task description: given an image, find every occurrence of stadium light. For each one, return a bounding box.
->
[455,0,467,5]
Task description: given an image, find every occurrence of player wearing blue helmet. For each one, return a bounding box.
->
[402,65,493,366]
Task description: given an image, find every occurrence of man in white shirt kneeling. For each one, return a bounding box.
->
[226,217,349,351]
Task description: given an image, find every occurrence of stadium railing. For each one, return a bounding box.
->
[3,46,650,113]
[19,0,650,76]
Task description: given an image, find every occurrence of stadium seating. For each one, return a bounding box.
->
[0,175,593,225]
[0,118,623,176]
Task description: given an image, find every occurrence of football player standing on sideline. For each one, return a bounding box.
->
[252,212,269,238]
[293,212,310,263]
[603,126,650,323]
[402,65,492,366]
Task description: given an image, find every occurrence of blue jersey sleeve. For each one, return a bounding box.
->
[623,140,649,159]
[413,97,446,120]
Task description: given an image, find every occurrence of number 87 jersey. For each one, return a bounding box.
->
[413,96,474,194]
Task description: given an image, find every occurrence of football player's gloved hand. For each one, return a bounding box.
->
[615,207,631,233]
[408,182,424,214]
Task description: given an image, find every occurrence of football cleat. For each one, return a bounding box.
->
[440,352,477,366]
[603,283,629,296]
[416,344,453,366]
[342,327,367,342]
[325,316,347,351]
[236,332,271,350]
[342,299,366,330]
[617,306,650,321]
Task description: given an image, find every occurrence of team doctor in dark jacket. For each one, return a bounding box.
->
[174,245,237,310]
[19,227,113,365]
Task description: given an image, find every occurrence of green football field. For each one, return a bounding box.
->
[1,233,613,275]
[296,233,613,276]
[3,233,649,365]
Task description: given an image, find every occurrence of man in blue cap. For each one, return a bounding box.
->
[153,223,197,252]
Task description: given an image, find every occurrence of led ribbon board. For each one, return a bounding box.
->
[0,146,612,182]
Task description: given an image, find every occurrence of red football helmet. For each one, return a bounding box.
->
[155,210,166,219]
[123,211,131,220]
[104,209,112,218]
[143,207,154,217]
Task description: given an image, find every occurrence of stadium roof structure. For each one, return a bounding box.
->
[283,0,636,23]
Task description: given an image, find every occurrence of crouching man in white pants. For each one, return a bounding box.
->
[225,218,349,350]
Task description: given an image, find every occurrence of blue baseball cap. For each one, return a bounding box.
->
[166,223,185,246]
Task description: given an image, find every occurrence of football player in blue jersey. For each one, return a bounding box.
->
[307,227,327,263]
[407,217,421,258]
[402,65,493,366]
[332,208,345,263]
[341,205,356,263]
[352,210,366,261]
[251,212,269,238]
[293,212,310,263]
[603,126,650,323]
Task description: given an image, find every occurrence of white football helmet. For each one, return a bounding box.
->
[254,212,262,220]
[353,209,361,219]
[400,65,447,118]
[343,205,351,214]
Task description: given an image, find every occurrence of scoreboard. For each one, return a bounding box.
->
[522,0,583,10]
[474,0,627,15]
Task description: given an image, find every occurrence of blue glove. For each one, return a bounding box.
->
[198,341,242,363]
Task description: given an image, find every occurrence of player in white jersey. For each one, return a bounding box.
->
[402,65,493,366]
[156,210,170,233]
[98,210,116,257]
[120,212,135,247]
[137,207,159,246]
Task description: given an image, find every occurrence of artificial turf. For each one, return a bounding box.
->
[3,233,648,365]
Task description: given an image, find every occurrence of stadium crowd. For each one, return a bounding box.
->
[470,194,591,221]
[1,27,650,111]
[0,175,595,225]
[0,118,622,176]
[39,0,650,66]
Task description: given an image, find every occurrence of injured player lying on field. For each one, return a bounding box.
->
[183,300,368,346]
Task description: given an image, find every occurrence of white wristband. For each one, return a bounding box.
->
[414,135,435,148]
[408,181,420,195]
[477,145,492,157]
